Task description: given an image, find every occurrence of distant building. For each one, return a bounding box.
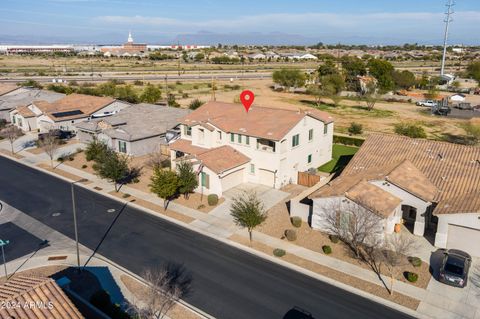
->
[100,31,147,56]
[0,45,74,54]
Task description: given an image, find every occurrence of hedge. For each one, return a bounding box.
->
[333,135,365,147]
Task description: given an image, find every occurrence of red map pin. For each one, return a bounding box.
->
[240,90,255,112]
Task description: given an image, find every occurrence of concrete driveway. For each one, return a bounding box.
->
[417,249,480,319]
[223,183,290,211]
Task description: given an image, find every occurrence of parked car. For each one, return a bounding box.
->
[38,129,75,141]
[416,100,437,107]
[439,249,471,288]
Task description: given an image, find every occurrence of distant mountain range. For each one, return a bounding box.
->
[0,31,475,46]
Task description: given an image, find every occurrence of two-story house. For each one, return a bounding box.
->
[170,101,334,196]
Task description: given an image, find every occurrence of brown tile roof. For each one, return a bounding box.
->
[197,145,250,174]
[180,101,333,141]
[313,133,480,215]
[346,180,402,218]
[170,139,209,156]
[16,105,36,118]
[0,276,84,319]
[33,94,116,121]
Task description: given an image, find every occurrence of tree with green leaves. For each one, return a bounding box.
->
[150,168,179,210]
[93,148,131,192]
[392,70,416,90]
[177,161,198,199]
[367,58,395,92]
[463,122,480,145]
[230,191,267,243]
[467,61,480,83]
[341,56,366,91]
[115,84,139,103]
[85,138,108,162]
[140,84,162,104]
[272,68,306,90]
[318,60,339,76]
[188,98,204,110]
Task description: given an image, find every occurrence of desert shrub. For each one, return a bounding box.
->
[188,98,204,110]
[406,272,418,283]
[329,234,339,243]
[182,93,189,98]
[197,204,206,210]
[273,248,286,257]
[160,159,171,168]
[85,139,108,162]
[408,256,422,267]
[82,164,88,169]
[176,80,182,85]
[57,157,64,162]
[322,245,332,254]
[348,122,363,135]
[290,216,302,228]
[122,193,131,198]
[133,80,144,86]
[394,123,427,138]
[333,135,364,146]
[193,85,199,89]
[284,229,297,241]
[207,194,219,206]
[68,156,74,161]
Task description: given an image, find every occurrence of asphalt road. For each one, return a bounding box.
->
[0,156,414,319]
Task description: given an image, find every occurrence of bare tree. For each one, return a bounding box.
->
[0,125,24,154]
[146,148,168,169]
[362,81,378,111]
[380,234,417,295]
[322,197,383,259]
[129,264,192,319]
[38,132,60,167]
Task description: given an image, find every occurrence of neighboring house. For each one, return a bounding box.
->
[281,53,318,60]
[0,87,65,122]
[450,93,466,103]
[0,275,84,319]
[248,53,266,60]
[358,76,378,94]
[309,133,480,257]
[76,103,190,156]
[10,93,130,132]
[170,101,333,196]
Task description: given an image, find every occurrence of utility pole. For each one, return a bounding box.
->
[440,0,455,76]
[164,74,169,107]
[211,77,216,101]
[71,179,87,272]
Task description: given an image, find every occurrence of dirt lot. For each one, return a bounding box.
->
[258,184,431,290]
[230,234,420,310]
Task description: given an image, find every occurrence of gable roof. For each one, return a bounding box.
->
[0,276,84,319]
[180,101,333,141]
[346,180,402,218]
[312,133,480,215]
[33,94,117,121]
[196,145,250,174]
[15,105,36,118]
[2,89,64,112]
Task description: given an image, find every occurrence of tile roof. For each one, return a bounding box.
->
[15,105,36,118]
[346,180,402,218]
[170,139,209,156]
[312,133,480,215]
[196,145,251,174]
[0,276,84,319]
[180,101,333,141]
[33,94,116,121]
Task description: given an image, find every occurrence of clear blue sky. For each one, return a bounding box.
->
[1,0,479,44]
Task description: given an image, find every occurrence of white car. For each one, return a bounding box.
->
[416,100,437,107]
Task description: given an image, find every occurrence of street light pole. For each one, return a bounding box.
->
[0,239,10,280]
[71,179,87,271]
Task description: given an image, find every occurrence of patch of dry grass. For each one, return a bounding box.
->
[173,192,225,213]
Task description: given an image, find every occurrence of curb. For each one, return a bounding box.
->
[0,153,428,318]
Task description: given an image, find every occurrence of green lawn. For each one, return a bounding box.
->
[318,144,359,174]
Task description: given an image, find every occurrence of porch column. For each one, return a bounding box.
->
[413,207,426,236]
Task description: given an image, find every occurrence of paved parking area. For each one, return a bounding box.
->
[223,183,290,211]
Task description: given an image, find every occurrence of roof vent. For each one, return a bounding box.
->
[437,153,444,160]
[267,132,273,136]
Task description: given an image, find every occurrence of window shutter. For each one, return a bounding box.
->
[205,174,210,189]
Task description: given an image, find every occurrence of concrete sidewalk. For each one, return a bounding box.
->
[2,143,479,319]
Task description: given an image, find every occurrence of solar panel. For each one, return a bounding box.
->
[51,110,84,118]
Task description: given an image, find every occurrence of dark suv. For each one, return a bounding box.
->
[439,249,472,288]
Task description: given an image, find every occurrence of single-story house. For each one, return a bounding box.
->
[76,103,190,156]
[309,133,480,257]
[0,87,65,122]
[10,93,130,132]
[450,93,466,102]
[170,101,334,197]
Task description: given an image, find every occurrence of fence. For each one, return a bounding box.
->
[297,172,321,187]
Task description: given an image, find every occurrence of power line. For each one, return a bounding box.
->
[440,0,455,76]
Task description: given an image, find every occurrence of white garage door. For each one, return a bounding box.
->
[259,169,275,187]
[447,224,480,257]
[221,169,244,192]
